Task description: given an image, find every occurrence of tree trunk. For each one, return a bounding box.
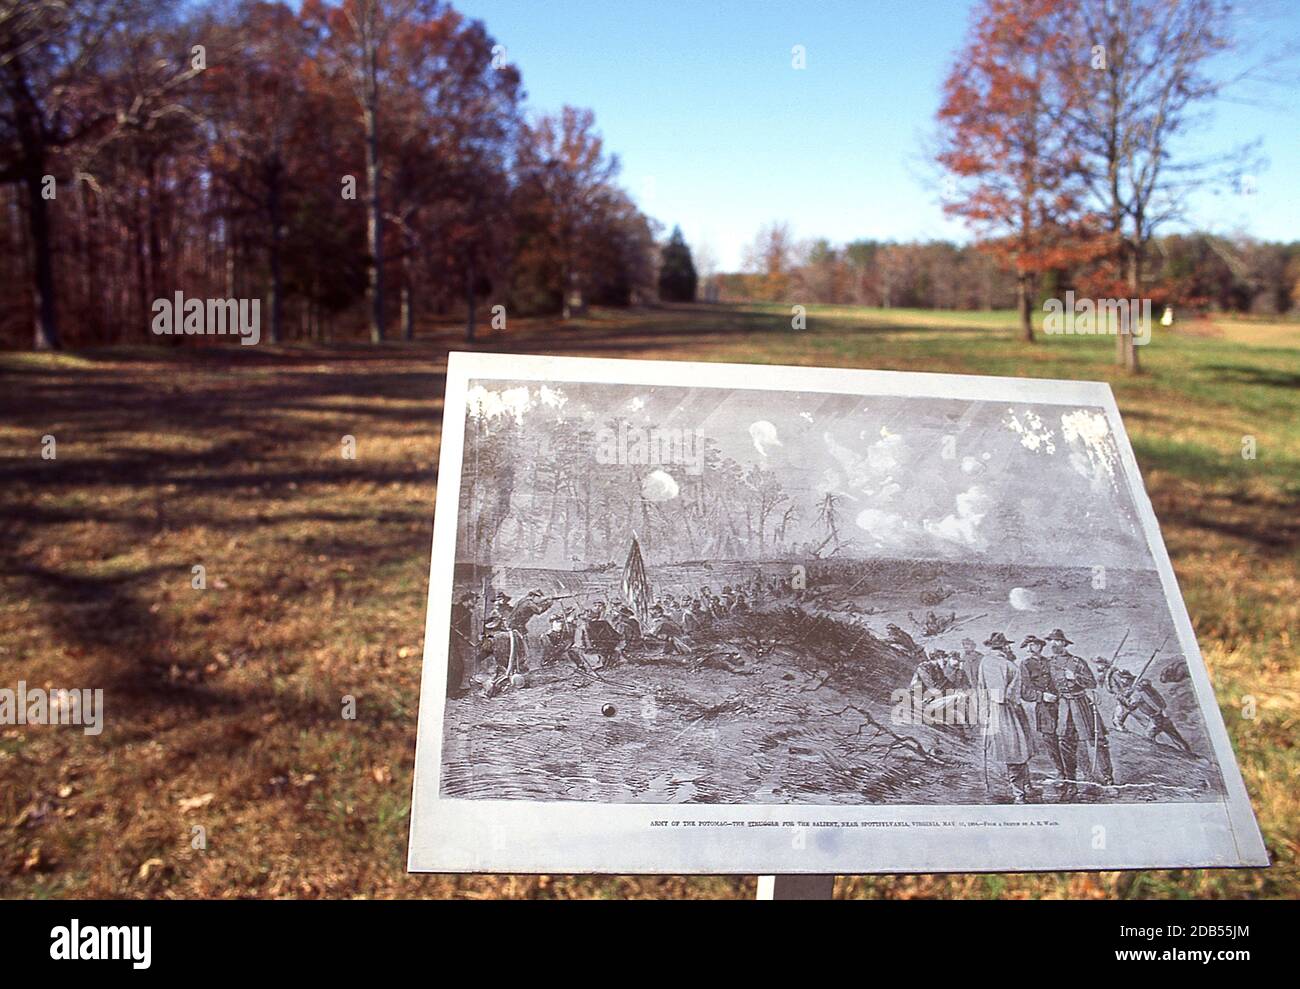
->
[225,212,236,298]
[146,156,162,314]
[8,56,60,351]
[1114,243,1128,369]
[25,167,60,350]
[6,55,71,349]
[134,191,149,340]
[267,179,283,344]
[400,251,414,341]
[1016,271,1034,343]
[465,257,477,343]
[80,184,99,341]
[1124,243,1142,374]
[362,54,384,342]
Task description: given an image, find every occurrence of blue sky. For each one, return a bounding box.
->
[458,0,1300,269]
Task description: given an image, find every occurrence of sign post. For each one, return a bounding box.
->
[757,875,836,900]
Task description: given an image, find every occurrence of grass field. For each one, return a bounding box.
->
[0,302,1295,899]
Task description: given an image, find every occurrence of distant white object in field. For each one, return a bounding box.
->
[1009,587,1039,611]
[1161,306,1174,326]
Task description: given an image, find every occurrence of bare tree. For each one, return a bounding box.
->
[814,491,844,557]
[1059,0,1239,372]
[1,0,146,348]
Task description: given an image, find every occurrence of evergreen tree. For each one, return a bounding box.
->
[658,225,698,302]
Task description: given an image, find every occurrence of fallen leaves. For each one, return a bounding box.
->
[178,792,215,813]
[22,844,53,873]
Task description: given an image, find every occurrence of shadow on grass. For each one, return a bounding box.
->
[4,329,1292,716]
[1131,436,1300,554]
[1203,364,1300,390]
[0,350,444,736]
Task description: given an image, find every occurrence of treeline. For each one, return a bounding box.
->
[719,227,1016,310]
[0,0,660,350]
[715,224,1300,315]
[456,398,1073,568]
[459,411,804,568]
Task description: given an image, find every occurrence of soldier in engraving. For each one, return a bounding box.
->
[576,604,621,670]
[541,607,581,670]
[959,637,983,697]
[682,597,701,632]
[508,588,555,633]
[1019,634,1067,783]
[910,650,954,696]
[503,589,559,673]
[614,605,643,652]
[1046,629,1115,797]
[942,651,971,691]
[448,591,476,694]
[647,604,691,655]
[491,591,514,626]
[978,632,1037,803]
[476,613,527,696]
[1098,656,1192,754]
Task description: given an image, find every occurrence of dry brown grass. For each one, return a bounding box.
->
[0,303,1294,899]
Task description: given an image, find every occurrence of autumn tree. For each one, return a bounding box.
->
[741,221,795,301]
[514,105,618,319]
[383,9,519,340]
[585,184,658,306]
[305,0,435,342]
[876,243,922,309]
[796,239,845,304]
[0,0,194,348]
[200,2,325,344]
[274,40,371,342]
[935,0,1096,342]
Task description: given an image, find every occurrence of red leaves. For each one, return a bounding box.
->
[935,0,1099,275]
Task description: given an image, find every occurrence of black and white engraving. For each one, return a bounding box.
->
[408,354,1266,874]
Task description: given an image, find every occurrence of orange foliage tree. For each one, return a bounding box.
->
[935,0,1101,342]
